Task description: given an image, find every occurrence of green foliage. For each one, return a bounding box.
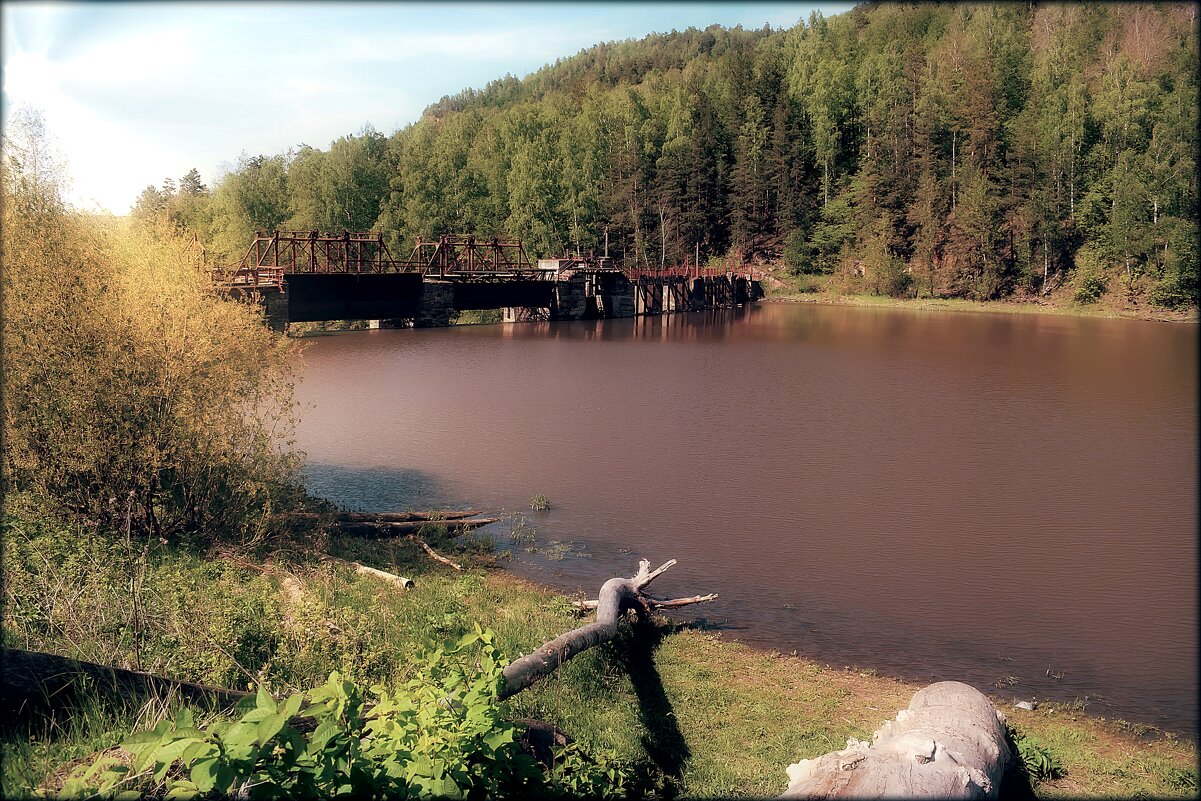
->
[1164,766,1198,794]
[781,228,812,275]
[1011,731,1064,784]
[529,494,551,512]
[52,631,629,800]
[132,6,1194,309]
[2,114,304,547]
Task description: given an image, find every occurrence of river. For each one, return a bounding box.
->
[293,302,1197,733]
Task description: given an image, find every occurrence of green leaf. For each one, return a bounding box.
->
[175,708,195,730]
[240,707,272,723]
[256,683,277,713]
[189,758,219,793]
[257,712,286,744]
[123,730,161,748]
[485,730,512,750]
[282,692,304,719]
[164,780,199,800]
[180,740,218,765]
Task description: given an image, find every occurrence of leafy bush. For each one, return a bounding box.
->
[782,229,813,275]
[1071,246,1108,304]
[53,628,630,800]
[1013,732,1064,783]
[1074,272,1108,304]
[530,494,550,512]
[1148,276,1196,309]
[2,112,303,547]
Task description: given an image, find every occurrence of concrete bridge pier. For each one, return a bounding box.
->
[550,270,590,321]
[415,281,455,327]
[264,289,289,332]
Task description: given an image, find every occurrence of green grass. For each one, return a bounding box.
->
[764,272,1199,323]
[4,513,1196,798]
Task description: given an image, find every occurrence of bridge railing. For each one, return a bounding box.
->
[623,264,760,282]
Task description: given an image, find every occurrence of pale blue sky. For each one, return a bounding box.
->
[2,2,853,213]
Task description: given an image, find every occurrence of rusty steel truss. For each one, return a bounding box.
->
[210,231,545,290]
[408,235,537,278]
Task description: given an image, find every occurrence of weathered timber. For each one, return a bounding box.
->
[498,559,716,700]
[780,681,1011,799]
[411,536,463,571]
[321,555,414,588]
[336,510,480,523]
[1,648,249,725]
[337,517,498,538]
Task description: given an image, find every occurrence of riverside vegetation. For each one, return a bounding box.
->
[3,15,1198,801]
[136,3,1196,314]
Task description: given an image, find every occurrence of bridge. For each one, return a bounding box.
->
[212,230,762,331]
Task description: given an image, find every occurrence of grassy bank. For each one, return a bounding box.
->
[4,510,1195,799]
[763,271,1199,324]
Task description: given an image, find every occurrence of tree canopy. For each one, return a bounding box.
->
[135,3,1198,306]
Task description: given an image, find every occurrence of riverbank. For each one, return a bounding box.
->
[4,515,1196,799]
[762,271,1199,323]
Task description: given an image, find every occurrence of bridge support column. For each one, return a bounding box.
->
[264,289,289,333]
[550,271,589,321]
[416,281,454,327]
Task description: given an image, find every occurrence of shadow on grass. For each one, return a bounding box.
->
[612,620,691,795]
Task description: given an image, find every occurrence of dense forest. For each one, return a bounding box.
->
[136,2,1198,306]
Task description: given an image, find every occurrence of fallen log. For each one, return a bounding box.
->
[337,510,480,523]
[337,517,498,538]
[780,681,1011,799]
[321,555,415,588]
[278,509,480,528]
[499,559,716,700]
[1,648,249,727]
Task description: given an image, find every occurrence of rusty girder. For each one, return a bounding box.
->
[240,230,409,274]
[409,235,536,278]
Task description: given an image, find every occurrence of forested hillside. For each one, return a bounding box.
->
[137,3,1198,306]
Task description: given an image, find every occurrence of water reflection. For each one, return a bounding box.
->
[294,302,1197,732]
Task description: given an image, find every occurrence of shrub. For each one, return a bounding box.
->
[1071,245,1108,304]
[53,629,630,800]
[2,113,303,546]
[1012,731,1064,783]
[1074,272,1108,304]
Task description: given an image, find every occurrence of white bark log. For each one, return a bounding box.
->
[781,681,1011,799]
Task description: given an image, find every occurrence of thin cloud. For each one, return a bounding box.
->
[2,2,849,213]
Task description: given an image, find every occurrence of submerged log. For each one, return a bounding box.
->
[780,681,1011,799]
[337,517,498,538]
[499,559,716,700]
[1,648,249,726]
[337,510,481,524]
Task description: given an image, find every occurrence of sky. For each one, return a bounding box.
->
[2,1,854,214]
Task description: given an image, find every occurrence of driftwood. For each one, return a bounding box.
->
[780,681,1011,799]
[1,648,249,726]
[411,535,463,571]
[279,509,480,527]
[499,559,716,700]
[337,517,498,538]
[321,555,415,588]
[337,510,480,523]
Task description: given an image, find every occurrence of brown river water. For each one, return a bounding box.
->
[293,302,1198,733]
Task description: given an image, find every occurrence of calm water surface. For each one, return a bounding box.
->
[294,303,1197,732]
